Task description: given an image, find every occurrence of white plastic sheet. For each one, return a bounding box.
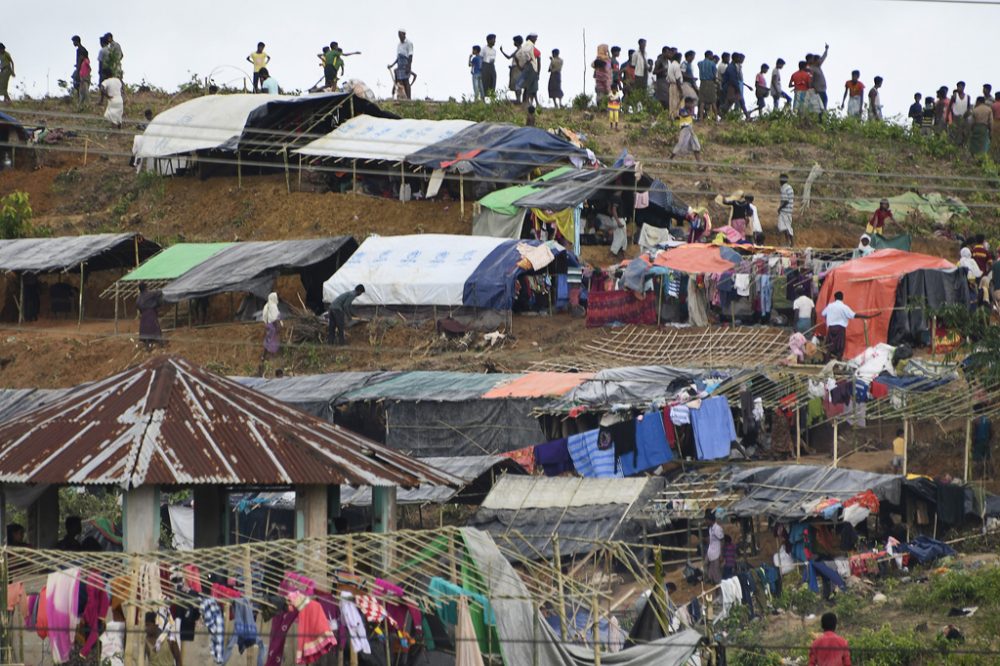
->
[295,115,473,162]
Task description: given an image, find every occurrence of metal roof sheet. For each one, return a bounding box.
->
[0,355,459,489]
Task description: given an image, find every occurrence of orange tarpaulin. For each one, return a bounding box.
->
[653,244,737,274]
[482,372,594,399]
[816,249,954,359]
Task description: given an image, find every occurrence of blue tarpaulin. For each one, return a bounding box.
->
[463,240,579,310]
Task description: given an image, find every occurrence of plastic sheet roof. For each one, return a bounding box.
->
[0,355,459,489]
[478,167,573,216]
[0,234,160,274]
[653,244,738,274]
[120,243,235,282]
[481,372,593,399]
[295,115,474,162]
[481,476,650,510]
[342,371,520,402]
[232,371,399,419]
[546,365,710,412]
[161,237,357,303]
[511,168,622,211]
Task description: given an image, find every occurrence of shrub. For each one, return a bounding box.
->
[0,191,33,239]
[571,93,591,111]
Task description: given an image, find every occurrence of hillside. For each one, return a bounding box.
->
[0,90,998,390]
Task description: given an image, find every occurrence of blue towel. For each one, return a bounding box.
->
[588,427,620,478]
[567,430,597,477]
[620,411,673,475]
[690,396,736,460]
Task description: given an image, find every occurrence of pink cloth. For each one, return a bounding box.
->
[789,332,807,359]
[374,578,423,633]
[79,571,111,657]
[713,225,745,243]
[46,568,81,663]
[634,192,650,209]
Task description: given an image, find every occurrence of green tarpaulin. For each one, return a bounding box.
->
[870,233,912,251]
[121,242,235,281]
[341,371,521,402]
[478,167,573,216]
[847,192,969,224]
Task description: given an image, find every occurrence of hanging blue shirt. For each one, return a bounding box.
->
[620,411,674,475]
[690,396,736,460]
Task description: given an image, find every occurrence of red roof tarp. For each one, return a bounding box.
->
[653,244,736,274]
[816,249,954,359]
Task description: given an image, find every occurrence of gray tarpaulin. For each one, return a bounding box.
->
[385,398,546,456]
[0,234,160,273]
[553,366,708,411]
[343,371,519,402]
[460,528,701,666]
[471,505,640,559]
[889,268,969,347]
[513,168,622,210]
[232,371,399,420]
[161,237,357,303]
[472,209,526,240]
[726,464,902,520]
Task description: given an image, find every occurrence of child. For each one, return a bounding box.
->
[469,45,484,101]
[755,63,769,116]
[891,428,905,473]
[608,86,622,130]
[746,194,763,245]
[548,49,564,108]
[525,105,536,127]
[722,535,738,579]
[144,612,182,666]
[669,97,702,165]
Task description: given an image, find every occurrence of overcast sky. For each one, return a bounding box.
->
[4,0,997,119]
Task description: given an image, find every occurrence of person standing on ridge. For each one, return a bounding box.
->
[778,174,795,246]
[481,34,498,95]
[247,42,270,93]
[868,76,884,121]
[841,71,865,118]
[0,44,13,103]
[390,29,414,100]
[71,35,91,106]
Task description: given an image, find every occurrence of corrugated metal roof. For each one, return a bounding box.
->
[0,355,460,490]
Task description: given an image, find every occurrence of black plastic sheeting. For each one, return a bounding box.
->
[161,237,357,306]
[406,123,588,181]
[636,179,690,229]
[0,234,160,274]
[231,371,399,421]
[512,168,623,210]
[888,267,969,347]
[384,398,547,456]
[726,464,903,520]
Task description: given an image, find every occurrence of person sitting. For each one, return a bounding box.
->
[854,234,874,258]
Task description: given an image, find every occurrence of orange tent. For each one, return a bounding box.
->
[481,372,593,399]
[816,249,954,359]
[653,244,737,274]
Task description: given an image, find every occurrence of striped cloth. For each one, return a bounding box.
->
[567,429,622,478]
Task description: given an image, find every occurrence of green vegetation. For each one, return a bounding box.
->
[903,567,1000,610]
[0,191,33,238]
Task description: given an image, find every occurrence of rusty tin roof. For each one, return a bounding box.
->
[0,355,460,489]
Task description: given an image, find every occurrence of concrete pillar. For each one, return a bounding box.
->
[28,486,60,548]
[193,486,224,548]
[295,485,330,590]
[371,486,397,533]
[123,485,160,553]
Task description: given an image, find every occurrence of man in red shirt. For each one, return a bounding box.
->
[809,612,851,666]
[867,198,896,236]
[789,60,812,115]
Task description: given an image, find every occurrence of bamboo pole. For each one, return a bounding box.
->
[592,593,602,666]
[83,138,89,165]
[298,154,303,189]
[400,162,406,202]
[833,419,839,467]
[237,151,242,189]
[17,274,23,326]
[931,316,937,359]
[903,419,909,476]
[243,545,257,666]
[352,160,357,193]
[114,280,119,334]
[460,174,465,218]
[795,404,802,461]
[964,417,972,481]
[553,535,567,641]
[283,147,291,193]
[78,262,85,329]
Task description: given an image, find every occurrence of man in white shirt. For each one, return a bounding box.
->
[777,174,794,246]
[705,511,725,584]
[393,29,414,99]
[793,294,814,333]
[822,291,872,360]
[481,34,498,95]
[631,39,648,90]
[666,51,683,118]
[745,194,763,245]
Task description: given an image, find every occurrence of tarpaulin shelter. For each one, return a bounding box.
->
[406,122,591,182]
[0,111,29,167]
[888,267,969,347]
[816,249,957,359]
[102,242,236,299]
[544,366,710,413]
[132,92,393,176]
[294,114,474,163]
[653,244,738,274]
[474,167,622,249]
[0,233,160,324]
[322,233,578,312]
[161,237,357,311]
[232,370,400,421]
[470,475,664,559]
[848,192,969,225]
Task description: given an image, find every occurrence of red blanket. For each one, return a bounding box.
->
[586,291,657,328]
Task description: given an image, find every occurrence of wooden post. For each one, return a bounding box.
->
[243,545,257,666]
[237,151,242,189]
[460,173,465,218]
[352,160,357,193]
[592,593,602,666]
[653,547,669,636]
[903,419,909,476]
[17,273,23,326]
[83,138,89,166]
[400,162,406,202]
[283,147,291,193]
[134,235,140,267]
[832,419,839,467]
[298,154,303,189]
[78,262,85,328]
[931,316,937,359]
[114,281,120,334]
[553,535,568,640]
[964,417,972,481]
[448,532,459,585]
[795,404,802,461]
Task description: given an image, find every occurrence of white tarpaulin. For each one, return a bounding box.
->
[295,115,474,162]
[167,505,194,550]
[322,234,507,306]
[133,93,284,159]
[481,476,650,510]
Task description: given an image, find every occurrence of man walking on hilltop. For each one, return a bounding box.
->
[390,30,414,100]
[770,58,791,111]
[698,50,718,120]
[841,71,865,118]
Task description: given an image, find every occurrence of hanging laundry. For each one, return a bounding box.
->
[669,404,691,425]
[620,411,673,475]
[734,274,752,296]
[455,596,486,666]
[201,597,227,665]
[78,571,110,658]
[291,592,338,665]
[339,592,372,656]
[264,608,299,666]
[690,397,737,460]
[757,274,772,314]
[46,568,81,664]
[534,438,573,476]
[608,418,637,461]
[567,429,598,477]
[500,446,536,473]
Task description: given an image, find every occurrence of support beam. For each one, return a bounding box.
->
[295,485,330,589]
[123,486,160,553]
[964,417,972,482]
[28,486,59,548]
[903,419,909,476]
[78,262,85,328]
[193,486,225,548]
[832,420,839,468]
[371,486,397,534]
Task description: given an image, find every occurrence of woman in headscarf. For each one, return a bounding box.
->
[958,247,983,303]
[593,44,612,98]
[136,282,164,350]
[261,292,282,358]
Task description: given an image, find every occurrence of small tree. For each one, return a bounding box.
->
[0,191,32,239]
